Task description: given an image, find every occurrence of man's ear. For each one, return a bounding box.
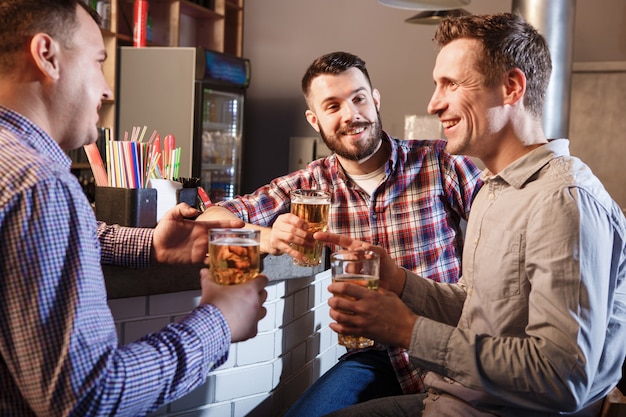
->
[503,68,526,106]
[30,33,60,80]
[305,109,320,132]
[372,88,381,111]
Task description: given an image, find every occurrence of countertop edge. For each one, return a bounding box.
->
[104,252,329,299]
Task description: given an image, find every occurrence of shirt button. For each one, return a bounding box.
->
[488,193,495,200]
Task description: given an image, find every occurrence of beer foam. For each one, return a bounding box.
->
[297,197,330,205]
[211,237,259,246]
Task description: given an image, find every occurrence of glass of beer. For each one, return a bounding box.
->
[330,250,380,349]
[209,229,261,285]
[290,189,331,267]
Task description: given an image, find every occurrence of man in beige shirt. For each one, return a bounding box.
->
[317,12,626,417]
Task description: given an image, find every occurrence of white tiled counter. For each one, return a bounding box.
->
[105,254,343,416]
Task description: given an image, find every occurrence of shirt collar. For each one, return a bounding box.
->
[482,139,571,189]
[0,105,71,170]
[384,131,399,173]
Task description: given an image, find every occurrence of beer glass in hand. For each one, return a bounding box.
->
[290,189,330,267]
[209,229,260,285]
[330,250,380,348]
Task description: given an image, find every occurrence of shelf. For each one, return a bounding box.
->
[116,33,133,44]
[203,121,234,131]
[75,0,244,197]
[201,163,235,170]
[72,163,92,170]
[95,0,243,129]
[225,0,243,10]
[100,28,116,37]
[106,0,242,51]
[180,0,224,20]
[223,0,243,56]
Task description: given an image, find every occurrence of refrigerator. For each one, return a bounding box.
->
[117,47,250,202]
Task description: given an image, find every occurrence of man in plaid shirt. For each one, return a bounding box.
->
[198,51,482,416]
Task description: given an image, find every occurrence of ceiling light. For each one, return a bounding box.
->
[405,8,471,24]
[378,0,471,10]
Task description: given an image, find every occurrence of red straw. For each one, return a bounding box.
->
[133,0,148,47]
[84,143,108,186]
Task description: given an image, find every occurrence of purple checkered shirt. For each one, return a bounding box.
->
[218,132,483,394]
[1,107,231,416]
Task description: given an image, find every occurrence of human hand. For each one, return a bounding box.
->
[265,213,315,263]
[152,203,244,265]
[200,269,269,342]
[314,231,406,295]
[327,282,417,349]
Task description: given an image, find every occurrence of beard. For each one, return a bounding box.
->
[318,112,383,161]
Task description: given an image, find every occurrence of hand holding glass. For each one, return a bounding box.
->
[331,250,380,349]
[290,189,331,267]
[209,229,260,285]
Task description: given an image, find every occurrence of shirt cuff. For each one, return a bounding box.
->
[98,222,153,268]
[186,304,232,369]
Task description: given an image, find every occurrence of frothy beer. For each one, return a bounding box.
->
[290,190,331,267]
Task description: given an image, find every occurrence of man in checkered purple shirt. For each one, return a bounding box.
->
[0,1,268,415]
[198,51,483,416]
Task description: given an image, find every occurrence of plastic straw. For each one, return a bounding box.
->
[84,143,108,186]
[100,127,182,188]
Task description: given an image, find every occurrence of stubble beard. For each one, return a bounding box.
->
[444,129,473,157]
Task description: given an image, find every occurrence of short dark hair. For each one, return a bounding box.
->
[0,0,100,72]
[434,12,552,119]
[301,52,372,101]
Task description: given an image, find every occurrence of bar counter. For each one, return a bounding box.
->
[103,252,328,299]
[103,252,339,416]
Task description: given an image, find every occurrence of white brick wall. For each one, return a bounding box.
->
[107,269,342,417]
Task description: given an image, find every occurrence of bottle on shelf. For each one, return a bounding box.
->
[146,10,153,43]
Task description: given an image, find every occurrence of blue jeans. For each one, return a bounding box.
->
[283,349,403,417]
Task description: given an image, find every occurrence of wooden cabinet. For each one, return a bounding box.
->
[98,0,244,135]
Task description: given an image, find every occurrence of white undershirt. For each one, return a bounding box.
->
[348,164,386,196]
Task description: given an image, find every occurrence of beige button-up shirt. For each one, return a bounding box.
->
[402,139,626,416]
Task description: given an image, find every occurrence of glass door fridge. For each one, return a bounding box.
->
[192,49,249,202]
[117,47,250,203]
